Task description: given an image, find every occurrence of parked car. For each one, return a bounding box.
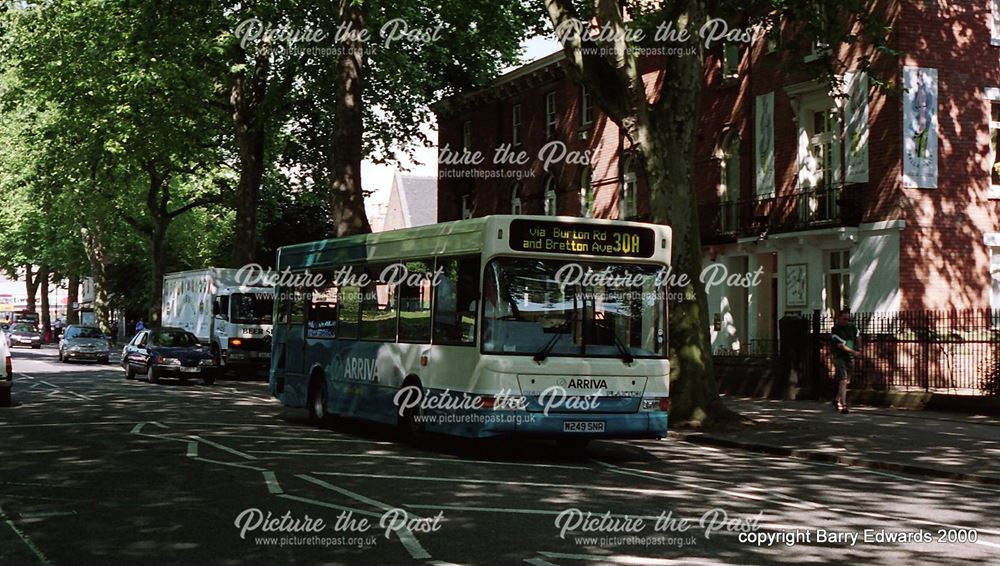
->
[59,325,111,363]
[1,332,11,406]
[7,322,42,349]
[121,327,218,385]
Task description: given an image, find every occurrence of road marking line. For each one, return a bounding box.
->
[250,451,590,470]
[187,442,199,457]
[0,503,53,566]
[594,460,1000,539]
[524,559,560,566]
[297,474,431,560]
[263,471,282,494]
[18,511,77,519]
[275,494,382,518]
[204,433,395,445]
[540,552,730,565]
[406,504,664,520]
[189,435,256,460]
[311,471,686,496]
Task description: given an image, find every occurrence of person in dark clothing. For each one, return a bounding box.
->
[831,309,862,413]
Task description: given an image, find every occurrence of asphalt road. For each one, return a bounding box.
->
[1,346,998,566]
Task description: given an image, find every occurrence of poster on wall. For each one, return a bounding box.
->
[785,264,808,307]
[755,92,775,196]
[844,71,869,183]
[902,66,938,188]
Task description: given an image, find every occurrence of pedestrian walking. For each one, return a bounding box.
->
[831,308,862,414]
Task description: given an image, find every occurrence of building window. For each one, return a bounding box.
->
[581,86,593,126]
[719,134,741,233]
[991,100,1000,189]
[825,250,850,316]
[992,0,1000,45]
[545,92,557,139]
[462,120,472,151]
[806,108,839,189]
[620,156,638,220]
[511,182,522,215]
[461,194,472,219]
[722,44,740,80]
[579,167,593,218]
[544,175,557,216]
[512,104,522,146]
[807,1,831,59]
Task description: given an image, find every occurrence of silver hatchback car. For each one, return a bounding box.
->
[59,325,111,363]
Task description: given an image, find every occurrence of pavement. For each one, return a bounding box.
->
[674,396,1000,485]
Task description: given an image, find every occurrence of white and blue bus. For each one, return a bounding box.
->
[269,215,671,446]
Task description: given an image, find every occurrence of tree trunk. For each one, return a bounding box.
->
[38,265,50,338]
[24,265,38,312]
[66,272,80,325]
[232,125,265,265]
[149,217,168,325]
[329,3,371,237]
[80,225,113,334]
[644,1,734,424]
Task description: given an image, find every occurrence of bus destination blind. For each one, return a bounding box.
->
[508,219,655,258]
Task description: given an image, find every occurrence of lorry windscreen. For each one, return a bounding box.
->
[231,294,274,325]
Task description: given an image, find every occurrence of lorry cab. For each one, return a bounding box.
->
[211,287,274,372]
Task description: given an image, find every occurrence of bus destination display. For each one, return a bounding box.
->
[508,219,655,258]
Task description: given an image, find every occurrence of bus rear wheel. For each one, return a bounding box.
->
[308,377,332,425]
[398,379,427,444]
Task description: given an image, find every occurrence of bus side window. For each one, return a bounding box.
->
[398,260,433,343]
[433,255,480,345]
[307,282,338,339]
[338,284,361,339]
[361,264,398,341]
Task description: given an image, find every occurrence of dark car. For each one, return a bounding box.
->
[8,322,42,349]
[121,327,218,385]
[59,325,111,363]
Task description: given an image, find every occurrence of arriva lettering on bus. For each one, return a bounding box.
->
[567,378,607,389]
[344,357,378,382]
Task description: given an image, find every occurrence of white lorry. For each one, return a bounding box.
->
[161,269,274,374]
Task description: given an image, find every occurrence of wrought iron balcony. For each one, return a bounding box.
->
[699,186,862,244]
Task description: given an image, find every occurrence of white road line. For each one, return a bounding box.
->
[204,433,395,445]
[263,471,283,494]
[524,559,560,566]
[250,450,591,470]
[276,493,382,518]
[189,435,257,460]
[0,503,53,566]
[593,460,1000,541]
[297,474,431,560]
[406,504,664,520]
[311,471,686,497]
[540,551,731,565]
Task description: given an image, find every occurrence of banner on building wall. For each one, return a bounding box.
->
[755,92,775,196]
[902,67,938,188]
[844,71,869,184]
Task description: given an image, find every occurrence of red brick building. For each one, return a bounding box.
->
[436,1,1000,354]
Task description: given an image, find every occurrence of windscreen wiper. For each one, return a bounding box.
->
[597,319,634,364]
[533,332,563,363]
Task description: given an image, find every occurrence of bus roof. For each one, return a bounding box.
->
[277,215,671,270]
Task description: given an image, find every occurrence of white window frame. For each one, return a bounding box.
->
[719,134,741,232]
[461,195,472,219]
[511,182,522,215]
[545,92,557,139]
[544,176,557,216]
[722,43,740,80]
[579,167,593,218]
[462,120,472,151]
[988,88,1000,199]
[512,104,522,146]
[992,0,1000,46]
[620,157,638,220]
[824,249,851,317]
[581,86,593,126]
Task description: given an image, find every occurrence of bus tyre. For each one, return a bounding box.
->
[147,364,159,384]
[308,377,332,425]
[398,380,427,444]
